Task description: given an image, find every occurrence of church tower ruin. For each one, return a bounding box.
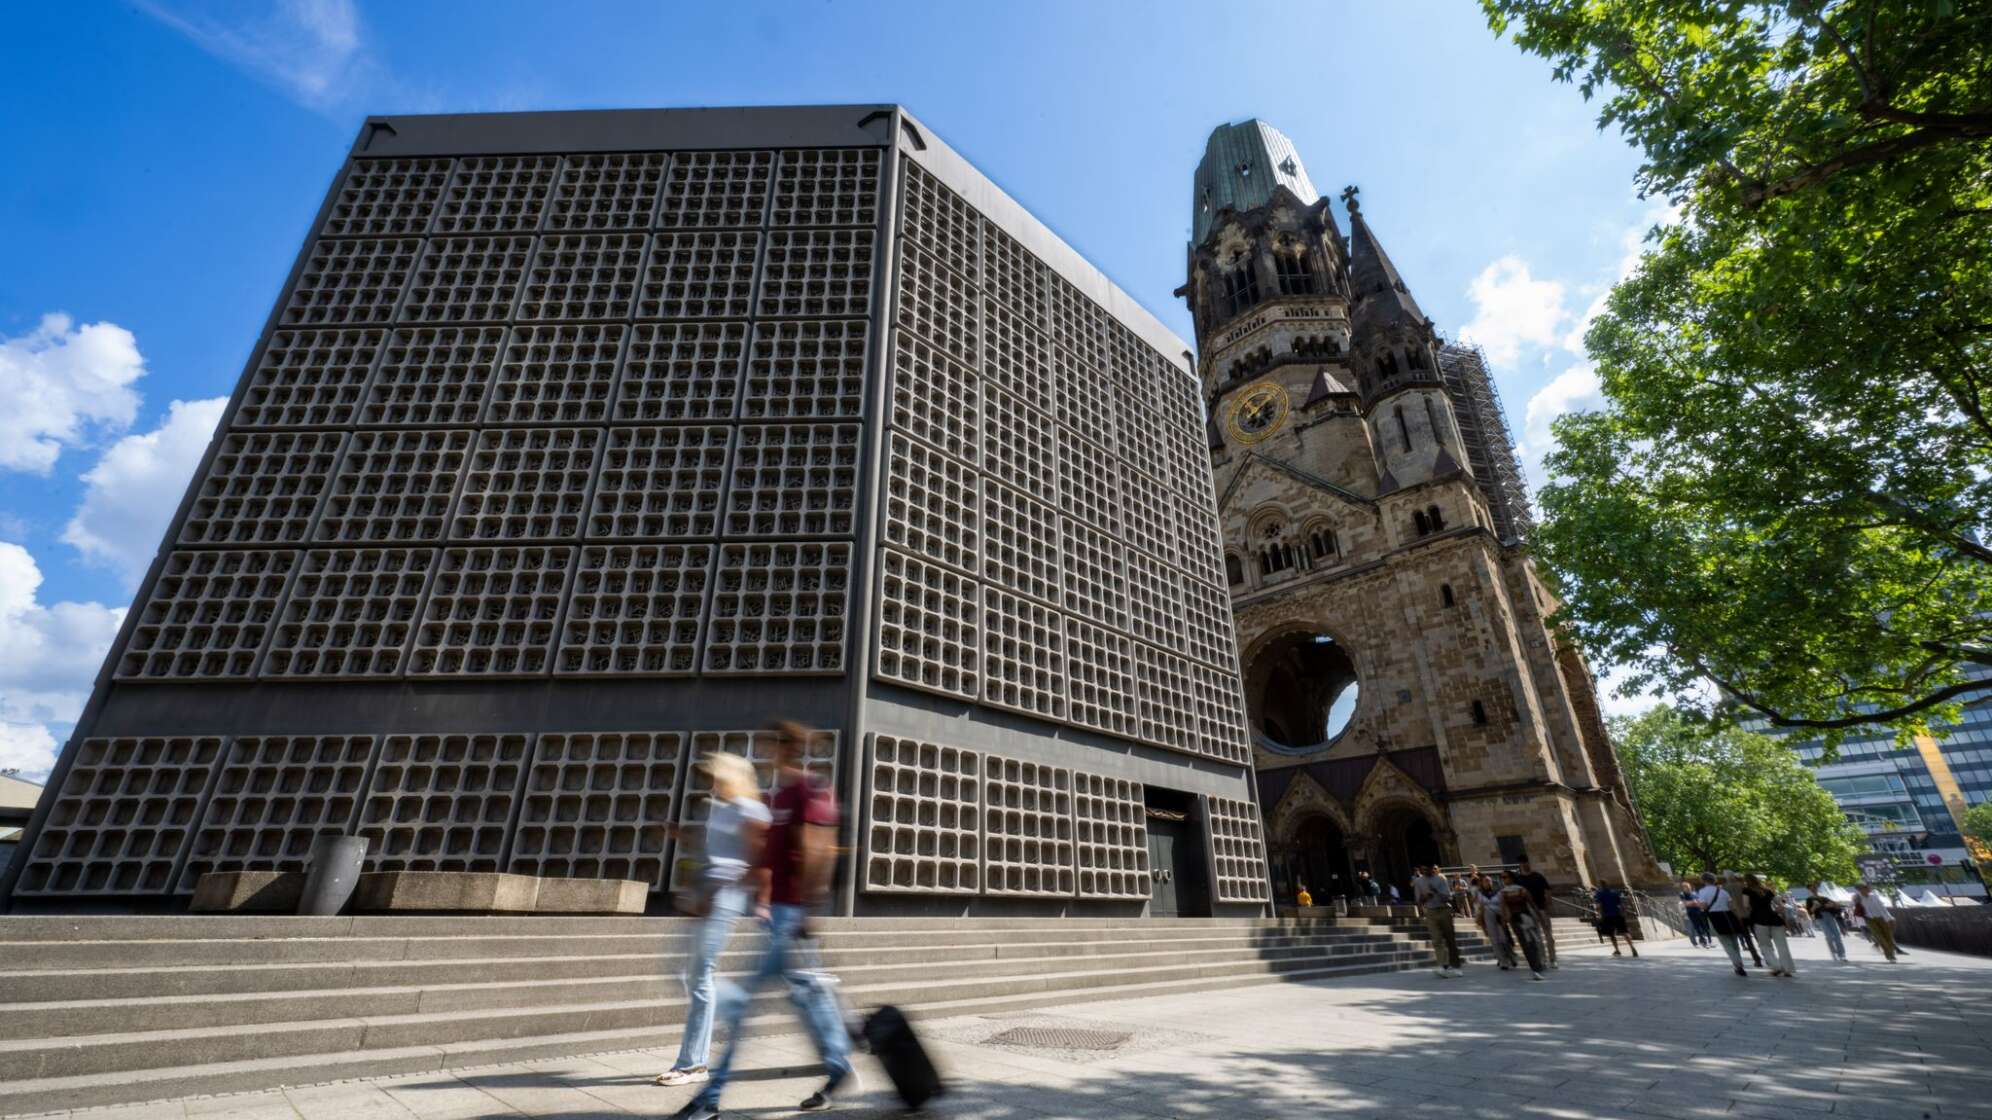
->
[1181,119,1666,898]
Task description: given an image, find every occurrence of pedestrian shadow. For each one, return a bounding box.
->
[329,943,1992,1120]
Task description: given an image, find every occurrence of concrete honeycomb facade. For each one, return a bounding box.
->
[1,106,1267,917]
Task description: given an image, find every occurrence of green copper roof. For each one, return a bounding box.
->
[1192,119,1320,245]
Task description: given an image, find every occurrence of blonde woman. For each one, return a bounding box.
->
[656,752,770,1087]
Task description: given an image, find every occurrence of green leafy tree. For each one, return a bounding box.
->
[1481,1,1992,745]
[1614,707,1865,884]
[1964,799,1992,848]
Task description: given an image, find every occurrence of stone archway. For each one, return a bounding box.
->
[1266,772,1358,903]
[1367,802,1444,899]
[1238,621,1362,753]
[1350,758,1454,899]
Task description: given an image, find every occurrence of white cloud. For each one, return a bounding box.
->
[63,398,229,585]
[1517,363,1605,488]
[1562,202,1683,356]
[137,0,372,112]
[0,314,145,474]
[1459,255,1570,368]
[0,543,126,779]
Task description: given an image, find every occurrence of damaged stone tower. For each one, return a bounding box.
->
[1181,119,1665,898]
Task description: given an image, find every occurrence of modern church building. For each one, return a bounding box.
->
[0,106,1269,917]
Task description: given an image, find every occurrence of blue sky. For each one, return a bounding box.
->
[0,0,1663,776]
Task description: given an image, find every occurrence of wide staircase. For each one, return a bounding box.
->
[0,914,1484,1114]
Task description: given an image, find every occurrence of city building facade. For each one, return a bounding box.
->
[1181,119,1668,899]
[1745,667,1992,901]
[0,106,1268,917]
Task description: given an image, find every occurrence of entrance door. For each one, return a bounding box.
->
[1145,812,1209,917]
[1147,822,1182,916]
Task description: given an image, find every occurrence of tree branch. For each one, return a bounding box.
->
[1741,126,1992,208]
[1712,669,1992,730]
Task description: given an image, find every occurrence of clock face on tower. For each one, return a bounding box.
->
[1227,380,1290,444]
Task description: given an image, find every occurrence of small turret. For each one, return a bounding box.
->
[1340,187,1469,489]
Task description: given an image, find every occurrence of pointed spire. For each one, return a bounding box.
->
[1344,190,1428,330]
[1304,368,1355,405]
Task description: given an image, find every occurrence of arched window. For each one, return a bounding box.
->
[1413,510,1430,536]
[1423,395,1440,441]
[1427,505,1445,530]
[1275,250,1314,296]
[1470,700,1489,726]
[1309,529,1335,559]
[1223,263,1261,318]
[1440,583,1455,608]
[1406,346,1427,371]
[1377,350,1400,378]
[1395,407,1412,452]
[1225,553,1245,586]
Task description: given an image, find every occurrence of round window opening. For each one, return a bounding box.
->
[1252,632,1360,755]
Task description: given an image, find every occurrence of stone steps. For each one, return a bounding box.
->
[0,915,1487,1114]
[0,931,1405,1003]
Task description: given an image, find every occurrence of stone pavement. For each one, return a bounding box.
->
[28,929,1988,1120]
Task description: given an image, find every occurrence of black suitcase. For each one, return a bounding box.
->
[861,1004,943,1109]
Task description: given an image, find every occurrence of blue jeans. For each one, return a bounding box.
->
[1686,909,1713,946]
[673,883,747,1070]
[697,902,852,1107]
[1818,914,1846,960]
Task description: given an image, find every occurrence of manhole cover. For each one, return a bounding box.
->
[984,1026,1132,1051]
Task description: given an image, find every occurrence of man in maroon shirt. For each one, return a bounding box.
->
[674,722,853,1118]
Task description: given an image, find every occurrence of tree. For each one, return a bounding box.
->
[1613,707,1865,884]
[1964,799,1992,849]
[1481,1,1992,746]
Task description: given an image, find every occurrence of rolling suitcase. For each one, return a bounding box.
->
[861,1005,943,1109]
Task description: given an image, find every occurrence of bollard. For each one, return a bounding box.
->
[300,836,369,916]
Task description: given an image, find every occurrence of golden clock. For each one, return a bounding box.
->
[1226,380,1290,444]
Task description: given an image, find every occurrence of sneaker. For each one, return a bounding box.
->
[655,1067,709,1087]
[1611,950,1622,957]
[1734,966,1747,977]
[1530,971,1545,981]
[799,1070,860,1111]
[669,1100,719,1120]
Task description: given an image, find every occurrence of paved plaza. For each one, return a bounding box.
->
[26,932,1988,1120]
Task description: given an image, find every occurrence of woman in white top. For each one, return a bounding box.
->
[657,753,772,1086]
[1695,872,1751,977]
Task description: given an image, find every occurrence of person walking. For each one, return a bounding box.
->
[672,722,854,1120]
[1514,859,1557,969]
[1498,870,1548,980]
[1741,874,1796,978]
[1296,883,1313,908]
[1360,870,1382,903]
[1780,890,1812,937]
[1725,872,1766,967]
[1475,875,1515,970]
[1805,882,1848,963]
[655,753,771,1088]
[1413,864,1463,978]
[1695,872,1751,977]
[1853,883,1899,963]
[1593,882,1638,958]
[1680,880,1713,947]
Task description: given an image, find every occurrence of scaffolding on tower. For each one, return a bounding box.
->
[1436,342,1536,545]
